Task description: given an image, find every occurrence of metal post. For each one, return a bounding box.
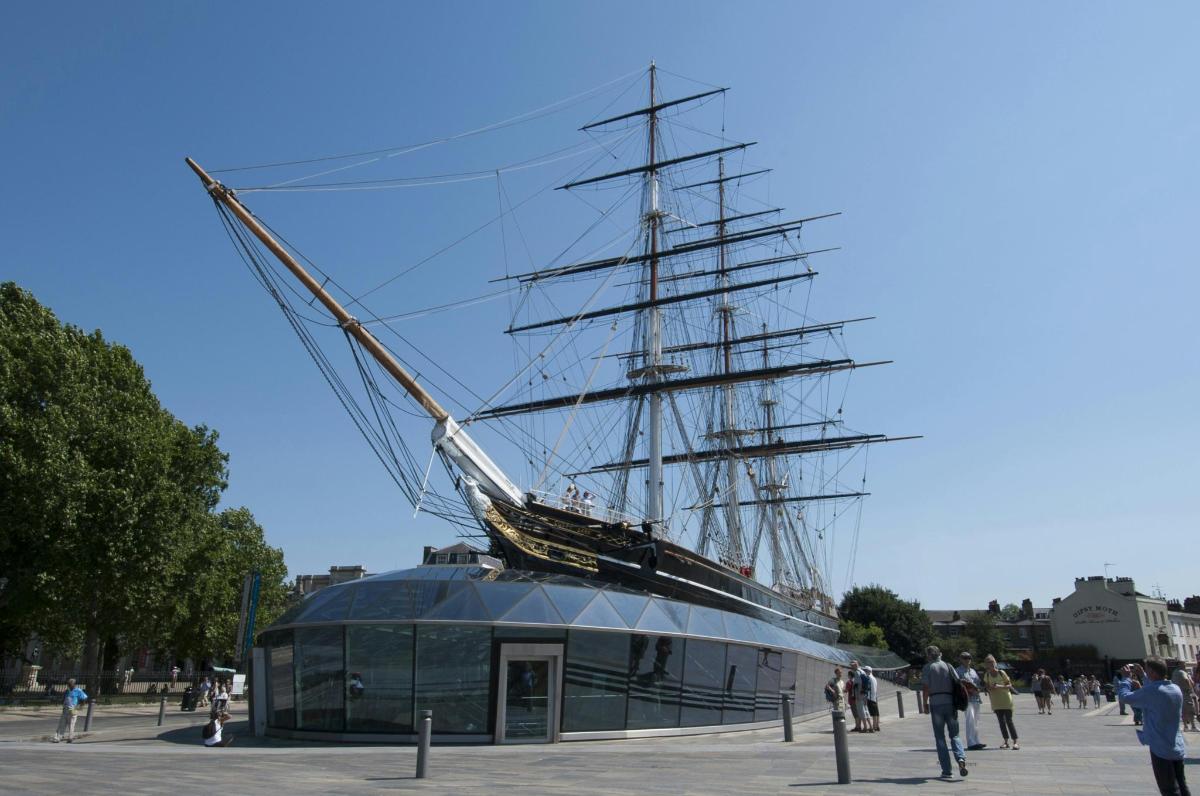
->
[83,700,95,732]
[831,709,852,785]
[781,693,794,742]
[917,689,926,714]
[157,693,167,726]
[896,690,905,718]
[415,709,432,779]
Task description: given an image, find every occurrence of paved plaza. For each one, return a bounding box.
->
[0,694,1193,794]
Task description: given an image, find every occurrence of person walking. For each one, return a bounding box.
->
[983,655,1019,750]
[1117,666,1134,716]
[956,652,986,750]
[864,665,881,732]
[921,645,969,779]
[846,660,865,732]
[1116,656,1189,796]
[1059,675,1071,709]
[1090,675,1103,708]
[1039,670,1054,714]
[1171,666,1196,733]
[52,678,88,743]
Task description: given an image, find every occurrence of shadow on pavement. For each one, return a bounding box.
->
[791,776,940,787]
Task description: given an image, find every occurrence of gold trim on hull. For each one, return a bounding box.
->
[484,505,599,573]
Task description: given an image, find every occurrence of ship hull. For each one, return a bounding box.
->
[483,497,840,645]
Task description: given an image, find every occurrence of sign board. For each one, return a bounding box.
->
[231,673,246,696]
[1071,605,1120,625]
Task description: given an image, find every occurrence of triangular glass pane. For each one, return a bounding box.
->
[634,599,682,633]
[605,590,649,628]
[476,581,534,620]
[300,584,356,622]
[543,584,597,623]
[686,605,727,638]
[499,589,566,625]
[658,599,690,632]
[422,584,491,621]
[571,592,629,629]
[723,612,757,644]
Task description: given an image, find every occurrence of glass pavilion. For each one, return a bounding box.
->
[256,564,905,743]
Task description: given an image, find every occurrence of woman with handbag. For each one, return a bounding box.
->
[983,655,1019,750]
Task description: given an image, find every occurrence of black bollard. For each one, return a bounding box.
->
[83,700,95,732]
[831,709,852,785]
[157,693,168,726]
[781,692,794,742]
[896,690,905,718]
[917,690,926,714]
[415,709,432,779]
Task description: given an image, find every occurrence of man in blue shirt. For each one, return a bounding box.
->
[53,678,88,743]
[956,651,986,751]
[1116,656,1189,796]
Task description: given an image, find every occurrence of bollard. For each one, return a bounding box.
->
[917,690,926,714]
[831,709,852,785]
[781,693,794,742]
[83,700,95,732]
[415,709,432,779]
[157,693,168,726]
[896,690,905,718]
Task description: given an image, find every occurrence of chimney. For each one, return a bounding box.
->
[1021,598,1034,620]
[422,545,435,565]
[987,600,1000,614]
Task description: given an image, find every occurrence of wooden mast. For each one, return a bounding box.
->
[645,63,664,530]
[184,157,450,423]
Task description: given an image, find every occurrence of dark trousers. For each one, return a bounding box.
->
[994,708,1018,740]
[1151,752,1191,796]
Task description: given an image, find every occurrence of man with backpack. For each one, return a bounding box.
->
[921,645,969,779]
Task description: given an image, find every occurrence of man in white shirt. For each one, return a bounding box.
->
[864,666,881,731]
[956,652,986,751]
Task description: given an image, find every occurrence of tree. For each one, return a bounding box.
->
[0,283,286,675]
[962,614,1008,661]
[839,619,888,650]
[998,603,1021,622]
[839,584,934,664]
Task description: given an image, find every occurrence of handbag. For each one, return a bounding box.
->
[952,678,969,712]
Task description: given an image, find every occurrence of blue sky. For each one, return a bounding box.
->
[3,1,1197,611]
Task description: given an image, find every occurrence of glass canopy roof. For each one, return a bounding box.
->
[266,565,906,670]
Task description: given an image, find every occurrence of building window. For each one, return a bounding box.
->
[415,625,491,733]
[754,650,783,722]
[680,639,726,727]
[295,626,345,732]
[563,630,629,732]
[266,630,296,730]
[722,644,757,725]
[627,635,683,730]
[346,624,414,733]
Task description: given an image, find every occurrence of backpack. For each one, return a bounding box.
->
[824,680,838,703]
[202,720,217,740]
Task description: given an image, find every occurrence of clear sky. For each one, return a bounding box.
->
[3,1,1197,612]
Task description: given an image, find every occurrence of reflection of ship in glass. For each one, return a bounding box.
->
[188,65,913,648]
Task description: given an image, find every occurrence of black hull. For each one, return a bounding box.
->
[483,498,839,645]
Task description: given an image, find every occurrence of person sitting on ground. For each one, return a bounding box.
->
[203,710,234,747]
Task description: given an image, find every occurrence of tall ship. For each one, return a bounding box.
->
[188,65,913,648]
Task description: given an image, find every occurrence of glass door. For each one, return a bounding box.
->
[495,644,562,744]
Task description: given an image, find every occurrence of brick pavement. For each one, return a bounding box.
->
[0,693,1193,794]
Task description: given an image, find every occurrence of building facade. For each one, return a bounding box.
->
[1049,576,1200,662]
[927,598,1053,658]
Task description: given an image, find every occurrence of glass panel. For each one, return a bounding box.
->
[722,612,757,644]
[498,589,566,625]
[680,639,725,727]
[562,630,629,731]
[346,625,413,732]
[266,630,295,729]
[421,584,492,621]
[414,626,491,733]
[543,584,598,623]
[347,581,415,621]
[494,626,567,642]
[477,582,535,620]
[295,626,344,731]
[299,585,357,623]
[722,644,757,724]
[627,634,683,729]
[504,659,550,740]
[604,590,649,628]
[571,592,630,630]
[755,650,783,721]
[658,599,690,632]
[686,605,727,638]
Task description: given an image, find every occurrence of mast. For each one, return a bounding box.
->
[184,157,524,507]
[716,155,746,568]
[645,62,665,532]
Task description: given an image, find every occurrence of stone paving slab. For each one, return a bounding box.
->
[0,695,1194,794]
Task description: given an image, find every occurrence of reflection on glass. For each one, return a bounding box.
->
[722,643,757,724]
[415,626,491,733]
[680,639,725,727]
[266,630,295,729]
[346,625,414,732]
[504,659,549,739]
[754,649,782,721]
[627,634,683,729]
[295,626,345,731]
[563,630,629,731]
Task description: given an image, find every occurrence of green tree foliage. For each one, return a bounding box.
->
[999,603,1022,622]
[839,619,889,650]
[930,634,973,662]
[962,614,1008,661]
[0,283,287,671]
[839,584,934,664]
